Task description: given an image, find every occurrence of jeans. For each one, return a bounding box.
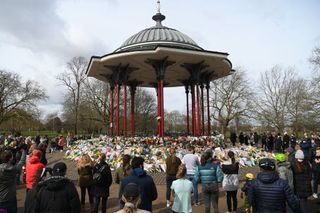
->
[94,196,107,213]
[166,174,176,200]
[0,197,17,213]
[186,174,198,203]
[313,171,319,195]
[202,183,219,213]
[299,198,308,213]
[80,186,93,204]
[226,190,237,212]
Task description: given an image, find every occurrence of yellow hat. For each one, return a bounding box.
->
[245,173,254,180]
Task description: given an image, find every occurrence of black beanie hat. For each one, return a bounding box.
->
[123,183,140,197]
[52,162,67,176]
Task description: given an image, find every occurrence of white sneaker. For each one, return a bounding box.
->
[166,200,170,207]
[313,193,318,198]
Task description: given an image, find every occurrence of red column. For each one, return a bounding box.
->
[109,88,114,136]
[201,85,205,136]
[191,84,196,136]
[116,83,120,136]
[186,86,190,135]
[157,85,160,136]
[130,88,135,137]
[197,84,201,136]
[160,79,165,137]
[206,84,211,136]
[123,83,127,137]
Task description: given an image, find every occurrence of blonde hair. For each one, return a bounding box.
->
[122,195,141,213]
[78,154,93,168]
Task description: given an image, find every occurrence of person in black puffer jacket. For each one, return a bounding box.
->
[292,150,312,213]
[92,153,112,213]
[34,162,81,213]
[249,158,298,213]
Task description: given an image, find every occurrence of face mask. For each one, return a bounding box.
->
[297,159,304,162]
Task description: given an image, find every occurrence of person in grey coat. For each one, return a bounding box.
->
[0,144,27,213]
[276,153,294,190]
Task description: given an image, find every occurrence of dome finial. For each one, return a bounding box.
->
[157,0,161,13]
[152,0,165,27]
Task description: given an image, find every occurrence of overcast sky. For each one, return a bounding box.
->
[0,0,319,118]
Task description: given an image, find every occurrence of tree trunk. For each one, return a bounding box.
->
[75,86,80,135]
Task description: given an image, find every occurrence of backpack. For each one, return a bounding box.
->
[93,165,106,185]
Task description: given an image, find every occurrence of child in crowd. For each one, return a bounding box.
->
[241,173,254,213]
[116,183,150,213]
[276,153,293,190]
[170,164,193,213]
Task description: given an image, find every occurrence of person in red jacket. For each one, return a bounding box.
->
[58,135,65,151]
[26,149,45,191]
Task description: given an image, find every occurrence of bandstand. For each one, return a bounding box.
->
[86,2,233,137]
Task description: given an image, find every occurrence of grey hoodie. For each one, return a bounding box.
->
[277,162,294,190]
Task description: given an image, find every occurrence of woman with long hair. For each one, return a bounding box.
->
[165,147,181,207]
[115,154,132,184]
[116,183,150,213]
[195,151,224,213]
[292,150,312,213]
[78,154,94,210]
[221,151,239,213]
[92,153,112,213]
[170,164,193,213]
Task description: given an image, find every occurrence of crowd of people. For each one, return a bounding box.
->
[0,131,319,213]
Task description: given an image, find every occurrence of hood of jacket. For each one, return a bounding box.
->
[38,176,71,191]
[278,162,291,169]
[221,162,239,174]
[257,171,279,184]
[132,168,146,177]
[28,155,40,164]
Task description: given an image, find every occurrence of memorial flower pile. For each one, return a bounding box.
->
[65,135,275,173]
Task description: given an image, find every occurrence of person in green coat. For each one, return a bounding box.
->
[115,154,132,184]
[78,154,94,209]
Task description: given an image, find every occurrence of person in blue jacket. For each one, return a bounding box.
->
[249,158,299,213]
[194,150,223,213]
[300,133,312,162]
[119,156,157,212]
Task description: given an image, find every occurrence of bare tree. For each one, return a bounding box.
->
[309,46,320,127]
[166,110,185,132]
[134,88,157,134]
[309,46,320,71]
[44,112,62,132]
[210,69,254,136]
[255,66,295,132]
[287,78,312,132]
[0,70,47,126]
[82,78,111,133]
[57,56,87,134]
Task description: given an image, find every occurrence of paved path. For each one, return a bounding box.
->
[16,151,320,213]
